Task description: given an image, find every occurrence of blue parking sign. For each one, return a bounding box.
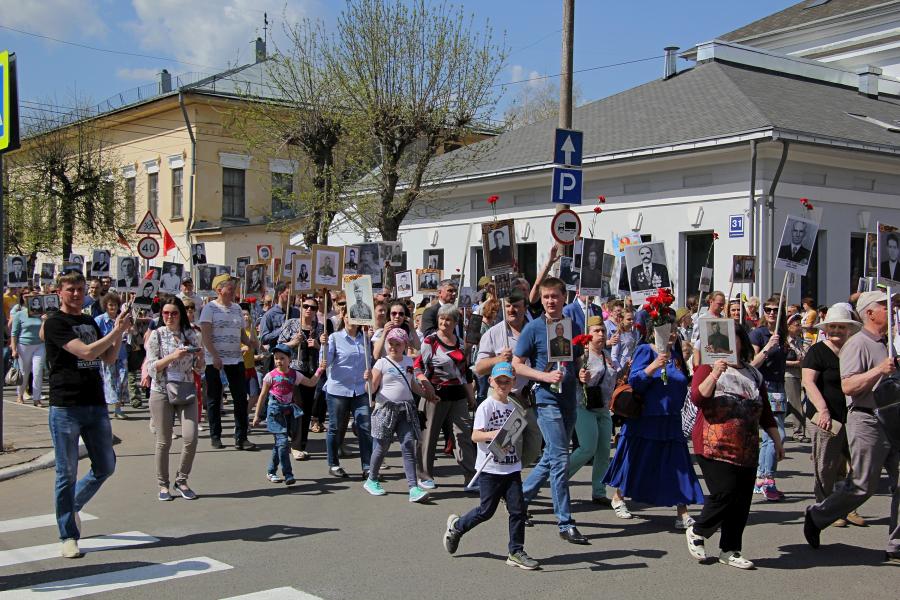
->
[729,215,744,238]
[551,166,583,205]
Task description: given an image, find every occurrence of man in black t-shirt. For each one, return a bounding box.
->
[44,271,132,559]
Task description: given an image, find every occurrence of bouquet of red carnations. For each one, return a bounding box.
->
[642,288,676,383]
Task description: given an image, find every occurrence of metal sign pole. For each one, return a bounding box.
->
[1,152,5,449]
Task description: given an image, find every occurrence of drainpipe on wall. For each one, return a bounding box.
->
[748,140,757,298]
[179,92,197,250]
[765,140,790,297]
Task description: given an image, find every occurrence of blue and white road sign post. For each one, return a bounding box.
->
[551,128,583,205]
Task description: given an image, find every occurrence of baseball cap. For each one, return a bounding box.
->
[212,273,234,289]
[856,290,895,315]
[272,343,292,357]
[491,362,514,380]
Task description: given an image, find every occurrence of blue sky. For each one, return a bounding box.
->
[0,0,795,118]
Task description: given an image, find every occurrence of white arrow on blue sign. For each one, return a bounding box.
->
[554,128,583,167]
[551,166,583,205]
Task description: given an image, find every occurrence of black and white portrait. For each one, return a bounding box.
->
[191,243,207,266]
[578,238,606,296]
[546,318,573,363]
[245,264,266,295]
[395,269,413,299]
[877,222,900,286]
[134,279,160,306]
[358,243,382,287]
[417,269,440,294]
[775,215,818,276]
[159,261,184,294]
[197,264,216,292]
[344,246,360,275]
[698,266,713,293]
[116,256,140,291]
[39,263,56,284]
[344,274,375,326]
[601,253,615,299]
[91,249,111,277]
[488,408,527,464]
[731,255,755,284]
[293,255,313,293]
[624,241,670,302]
[69,254,85,269]
[312,245,343,290]
[699,318,737,365]
[482,220,516,276]
[236,256,251,279]
[558,256,579,291]
[257,244,273,262]
[27,294,44,317]
[283,246,303,279]
[6,256,28,287]
[384,241,403,267]
[458,286,474,308]
[424,249,444,271]
[42,293,60,313]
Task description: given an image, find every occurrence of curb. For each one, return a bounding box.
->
[0,435,122,482]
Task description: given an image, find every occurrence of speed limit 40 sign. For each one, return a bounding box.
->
[138,236,160,260]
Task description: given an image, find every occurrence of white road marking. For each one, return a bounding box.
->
[0,532,158,568]
[222,588,323,599]
[0,513,97,534]
[0,556,232,599]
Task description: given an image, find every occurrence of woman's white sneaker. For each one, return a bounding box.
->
[611,499,633,519]
[685,525,706,561]
[718,551,754,569]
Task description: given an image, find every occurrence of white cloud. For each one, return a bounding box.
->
[115,67,160,81]
[126,0,316,71]
[0,0,106,39]
[510,64,543,87]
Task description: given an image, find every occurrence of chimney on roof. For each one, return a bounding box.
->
[159,69,172,93]
[255,37,266,63]
[857,65,881,98]
[664,47,679,79]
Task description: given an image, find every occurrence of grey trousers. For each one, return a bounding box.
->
[809,409,900,553]
[149,390,199,488]
[811,424,848,503]
[416,399,476,482]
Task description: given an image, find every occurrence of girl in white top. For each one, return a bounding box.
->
[364,328,434,503]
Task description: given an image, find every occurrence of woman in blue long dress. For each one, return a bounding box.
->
[603,332,704,528]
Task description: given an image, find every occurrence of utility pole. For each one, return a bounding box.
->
[559,0,574,132]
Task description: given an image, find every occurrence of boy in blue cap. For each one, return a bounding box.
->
[252,343,323,484]
[442,362,539,570]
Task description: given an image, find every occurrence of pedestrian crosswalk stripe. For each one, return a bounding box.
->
[0,556,232,599]
[221,588,323,599]
[0,513,97,534]
[0,531,158,568]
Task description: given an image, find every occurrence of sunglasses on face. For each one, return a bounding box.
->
[303,305,317,310]
[161,310,179,317]
[390,311,405,317]
[763,307,778,314]
[336,301,347,306]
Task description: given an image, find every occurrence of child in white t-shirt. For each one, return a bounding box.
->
[441,362,539,570]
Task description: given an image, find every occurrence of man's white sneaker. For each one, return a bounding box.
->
[685,525,706,561]
[61,538,83,559]
[719,551,754,569]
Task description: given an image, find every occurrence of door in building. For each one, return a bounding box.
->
[683,232,714,301]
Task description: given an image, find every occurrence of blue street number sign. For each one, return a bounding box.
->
[551,166,583,205]
[553,128,583,167]
[729,214,745,238]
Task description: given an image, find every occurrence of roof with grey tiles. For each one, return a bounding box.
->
[430,59,900,179]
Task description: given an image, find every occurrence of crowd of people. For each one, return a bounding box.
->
[2,247,898,570]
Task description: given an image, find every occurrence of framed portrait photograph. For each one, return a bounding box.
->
[865,232,878,277]
[699,318,737,365]
[546,317,574,363]
[416,268,441,294]
[877,222,900,287]
[245,264,267,296]
[730,255,755,284]
[494,273,514,299]
[39,263,56,285]
[159,261,184,294]
[343,274,376,326]
[464,313,484,346]
[282,246,304,280]
[357,243,382,287]
[134,278,160,305]
[62,261,82,275]
[624,241,671,303]
[775,214,819,276]
[383,241,403,267]
[196,264,217,293]
[558,256,579,291]
[115,256,140,291]
[344,246,360,275]
[578,238,606,296]
[6,256,28,288]
[90,249,111,278]
[482,219,516,276]
[572,239,583,272]
[458,286,474,308]
[292,254,313,293]
[311,244,344,290]
[256,244,273,262]
[698,266,713,293]
[27,294,45,317]
[216,264,232,275]
[68,253,85,269]
[424,248,444,271]
[42,293,60,314]
[487,408,526,464]
[395,269,414,299]
[191,243,207,266]
[600,253,616,300]
[236,256,252,279]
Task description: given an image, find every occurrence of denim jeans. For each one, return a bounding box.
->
[758,412,786,479]
[522,400,577,531]
[49,405,116,540]
[457,471,525,554]
[267,404,297,478]
[326,393,372,471]
[370,415,418,488]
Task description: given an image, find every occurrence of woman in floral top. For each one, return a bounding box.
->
[146,297,204,501]
[687,325,782,570]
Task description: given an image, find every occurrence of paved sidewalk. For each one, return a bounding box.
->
[0,388,54,477]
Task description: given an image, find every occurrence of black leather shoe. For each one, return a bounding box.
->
[235,439,257,451]
[210,437,224,449]
[559,526,589,545]
[523,511,534,527]
[803,507,821,549]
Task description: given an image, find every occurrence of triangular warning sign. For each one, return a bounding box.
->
[135,210,162,236]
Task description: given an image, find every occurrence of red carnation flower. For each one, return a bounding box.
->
[572,334,592,347]
[597,195,606,203]
[487,195,499,204]
[649,309,659,319]
[713,232,719,240]
[247,297,257,304]
[800,197,809,206]
[593,206,602,214]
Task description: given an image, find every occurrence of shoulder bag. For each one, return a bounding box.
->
[4,359,22,387]
[609,366,642,418]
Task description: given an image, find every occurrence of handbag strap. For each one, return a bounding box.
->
[383,357,416,401]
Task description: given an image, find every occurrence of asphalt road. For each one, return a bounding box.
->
[0,406,896,599]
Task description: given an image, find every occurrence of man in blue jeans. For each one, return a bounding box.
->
[43,271,131,558]
[513,276,589,545]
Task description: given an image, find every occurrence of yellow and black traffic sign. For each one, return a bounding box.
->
[0,50,19,153]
